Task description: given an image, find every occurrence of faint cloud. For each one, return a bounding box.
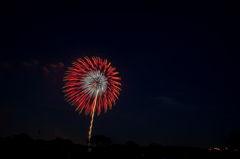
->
[0,61,12,70]
[42,66,49,75]
[21,61,33,67]
[49,64,58,69]
[31,59,39,65]
[58,62,64,68]
[154,96,199,111]
[155,96,178,106]
[22,60,39,67]
[20,59,63,77]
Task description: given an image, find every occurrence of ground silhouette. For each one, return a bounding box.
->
[0,133,239,159]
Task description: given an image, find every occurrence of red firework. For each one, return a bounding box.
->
[63,56,121,116]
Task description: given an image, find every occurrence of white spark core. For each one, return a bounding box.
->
[81,70,107,97]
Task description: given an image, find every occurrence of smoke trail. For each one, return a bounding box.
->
[88,90,99,146]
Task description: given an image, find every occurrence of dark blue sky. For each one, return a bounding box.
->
[1,2,240,148]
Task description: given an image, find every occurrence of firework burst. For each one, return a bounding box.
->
[63,56,121,145]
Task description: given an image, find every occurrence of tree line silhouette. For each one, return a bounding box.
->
[0,133,239,159]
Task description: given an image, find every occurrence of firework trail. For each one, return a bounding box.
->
[63,56,121,145]
[88,90,98,145]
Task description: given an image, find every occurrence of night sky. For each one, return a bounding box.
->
[1,2,240,148]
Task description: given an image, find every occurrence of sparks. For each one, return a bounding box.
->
[63,56,121,145]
